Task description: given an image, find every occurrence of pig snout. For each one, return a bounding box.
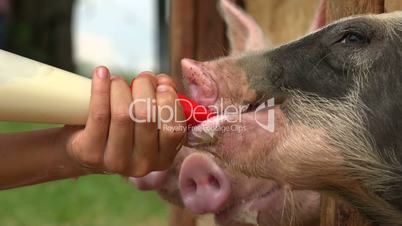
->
[181,58,218,106]
[179,153,231,214]
[130,170,168,190]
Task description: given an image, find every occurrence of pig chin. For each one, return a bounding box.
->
[215,183,282,226]
[215,180,319,226]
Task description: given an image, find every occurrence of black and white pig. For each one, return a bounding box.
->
[132,0,327,225]
[185,1,402,226]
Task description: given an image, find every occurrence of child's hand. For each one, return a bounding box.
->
[61,67,186,177]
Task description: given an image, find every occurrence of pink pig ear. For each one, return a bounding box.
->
[308,0,326,32]
[218,0,272,55]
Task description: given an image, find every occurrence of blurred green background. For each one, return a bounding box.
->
[0,124,168,226]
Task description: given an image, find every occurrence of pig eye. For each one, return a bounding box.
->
[340,32,369,45]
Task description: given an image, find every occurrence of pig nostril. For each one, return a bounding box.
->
[183,178,197,194]
[208,174,220,190]
[187,179,197,193]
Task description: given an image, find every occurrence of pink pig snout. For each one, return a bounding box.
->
[130,171,168,190]
[179,153,231,214]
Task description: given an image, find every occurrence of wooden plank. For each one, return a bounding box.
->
[244,0,319,45]
[326,0,384,23]
[170,0,231,91]
[194,0,227,61]
[385,0,402,12]
[169,1,196,224]
[170,0,196,92]
[169,1,228,225]
[169,205,197,226]
[320,195,337,225]
[321,195,374,226]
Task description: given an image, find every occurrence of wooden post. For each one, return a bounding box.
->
[193,0,227,61]
[326,0,384,23]
[170,0,195,92]
[170,0,228,92]
[321,195,374,226]
[322,1,384,226]
[169,0,229,225]
[385,0,402,11]
[169,205,197,226]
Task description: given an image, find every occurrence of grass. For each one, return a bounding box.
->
[0,122,168,226]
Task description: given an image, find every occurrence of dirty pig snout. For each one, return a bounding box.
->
[181,58,219,106]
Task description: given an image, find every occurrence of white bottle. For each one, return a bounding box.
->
[0,50,91,125]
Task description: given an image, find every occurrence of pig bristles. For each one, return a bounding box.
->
[276,77,402,225]
[281,185,297,226]
[205,71,402,225]
[188,9,402,224]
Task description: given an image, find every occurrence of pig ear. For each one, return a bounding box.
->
[218,0,272,55]
[308,0,326,32]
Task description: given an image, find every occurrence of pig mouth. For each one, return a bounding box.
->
[215,183,281,225]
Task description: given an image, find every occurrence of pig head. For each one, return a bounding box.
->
[132,0,325,225]
[188,4,402,226]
